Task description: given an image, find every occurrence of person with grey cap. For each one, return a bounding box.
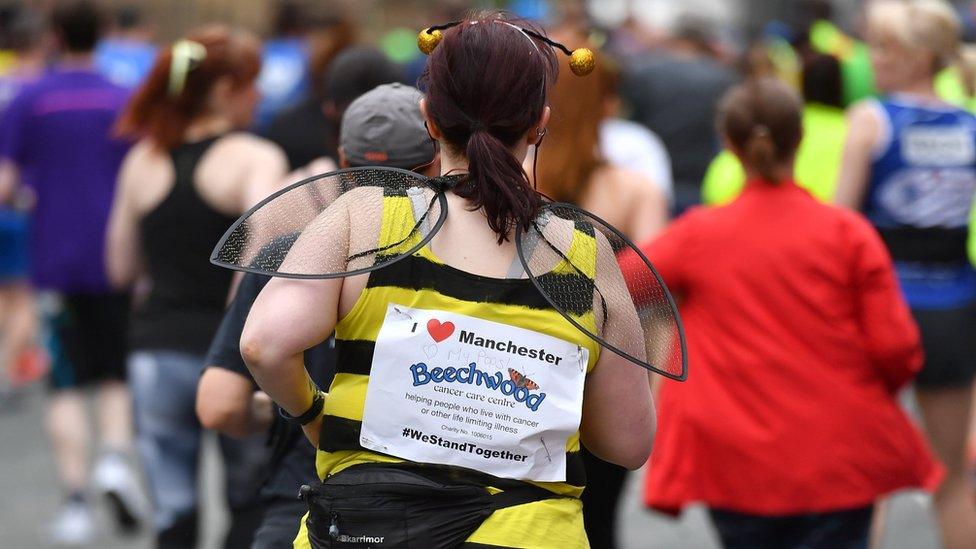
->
[195,82,437,549]
[282,82,439,182]
[338,82,438,172]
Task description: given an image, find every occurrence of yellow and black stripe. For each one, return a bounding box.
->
[300,190,602,549]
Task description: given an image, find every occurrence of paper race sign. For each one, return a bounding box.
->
[360,304,588,482]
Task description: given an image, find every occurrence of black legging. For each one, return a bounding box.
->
[710,506,873,549]
[581,448,628,549]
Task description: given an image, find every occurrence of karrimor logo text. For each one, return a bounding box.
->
[337,534,385,543]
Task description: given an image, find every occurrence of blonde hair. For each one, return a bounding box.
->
[867,0,961,73]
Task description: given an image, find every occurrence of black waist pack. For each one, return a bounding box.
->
[299,463,559,549]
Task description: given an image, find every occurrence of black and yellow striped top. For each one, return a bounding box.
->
[299,188,602,548]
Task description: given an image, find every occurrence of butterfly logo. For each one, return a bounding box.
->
[508,368,540,390]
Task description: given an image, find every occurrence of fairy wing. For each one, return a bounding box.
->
[211,167,446,278]
[515,202,687,381]
[213,170,686,379]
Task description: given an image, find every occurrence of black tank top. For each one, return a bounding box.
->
[130,135,238,354]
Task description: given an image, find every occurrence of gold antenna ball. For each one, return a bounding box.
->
[417,28,442,55]
[569,48,596,76]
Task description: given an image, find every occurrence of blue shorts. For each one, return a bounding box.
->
[0,208,29,282]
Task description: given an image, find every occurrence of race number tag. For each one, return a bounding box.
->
[902,127,975,166]
[360,304,588,482]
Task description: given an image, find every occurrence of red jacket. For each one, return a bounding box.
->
[628,182,940,515]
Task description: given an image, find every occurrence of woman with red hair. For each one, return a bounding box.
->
[105,25,287,547]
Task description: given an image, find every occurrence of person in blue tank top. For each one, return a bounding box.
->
[834,2,976,547]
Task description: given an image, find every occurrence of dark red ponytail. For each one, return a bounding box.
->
[115,25,261,150]
[419,12,557,242]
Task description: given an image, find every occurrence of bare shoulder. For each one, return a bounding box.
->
[217,132,288,167]
[123,139,165,166]
[601,165,660,201]
[847,98,880,119]
[846,100,882,135]
[337,184,385,205]
[119,139,174,211]
[119,139,170,184]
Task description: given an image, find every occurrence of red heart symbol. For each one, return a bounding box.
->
[427,319,455,343]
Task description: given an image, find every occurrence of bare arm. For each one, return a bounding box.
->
[241,140,290,210]
[0,160,17,205]
[628,176,669,243]
[212,139,289,303]
[579,234,656,470]
[0,94,26,206]
[834,102,881,209]
[581,353,656,469]
[105,146,147,289]
[282,157,339,187]
[197,368,274,438]
[240,276,340,445]
[239,200,351,445]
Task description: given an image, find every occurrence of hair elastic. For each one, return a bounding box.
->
[168,39,207,97]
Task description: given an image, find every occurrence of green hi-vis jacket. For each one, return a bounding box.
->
[701,104,847,206]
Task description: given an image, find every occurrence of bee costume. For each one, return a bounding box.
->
[213,18,686,549]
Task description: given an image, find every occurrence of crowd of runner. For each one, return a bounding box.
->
[0,1,975,548]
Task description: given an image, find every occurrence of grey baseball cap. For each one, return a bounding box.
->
[340,83,436,169]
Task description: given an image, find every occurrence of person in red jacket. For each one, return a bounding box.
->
[624,78,940,548]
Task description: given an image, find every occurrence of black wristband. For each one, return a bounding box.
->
[279,391,325,426]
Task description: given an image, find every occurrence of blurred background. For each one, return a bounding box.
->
[0,0,869,44]
[1,0,975,548]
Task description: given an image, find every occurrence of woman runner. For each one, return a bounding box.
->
[196,82,438,549]
[240,12,656,549]
[630,78,939,549]
[106,25,288,547]
[531,33,667,549]
[533,34,667,243]
[834,2,976,546]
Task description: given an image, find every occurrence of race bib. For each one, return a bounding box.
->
[360,304,588,482]
[901,127,975,166]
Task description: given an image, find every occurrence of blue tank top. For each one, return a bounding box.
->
[864,96,976,309]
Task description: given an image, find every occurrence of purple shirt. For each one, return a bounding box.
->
[0,68,130,293]
[0,72,34,114]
